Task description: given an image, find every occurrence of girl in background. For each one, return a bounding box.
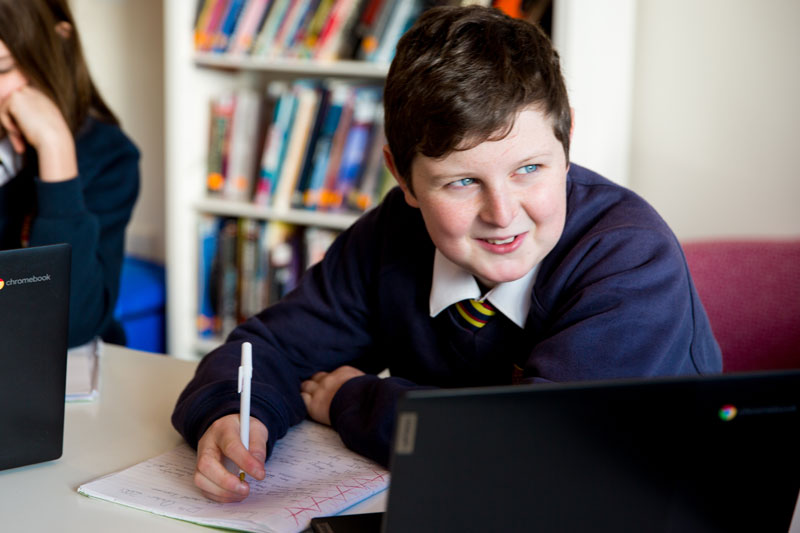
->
[0,0,140,348]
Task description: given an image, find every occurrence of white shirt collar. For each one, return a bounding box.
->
[429,249,538,328]
[0,137,22,187]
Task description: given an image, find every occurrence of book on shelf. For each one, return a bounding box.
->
[213,0,248,52]
[350,108,389,211]
[300,81,349,209]
[254,82,296,206]
[292,85,332,208]
[193,0,431,62]
[313,0,362,61]
[300,0,336,56]
[196,0,232,51]
[208,79,389,213]
[328,85,382,211]
[251,0,291,56]
[271,82,323,211]
[197,216,341,339]
[197,216,221,338]
[227,0,274,55]
[205,92,236,194]
[316,83,355,210]
[225,88,267,201]
[366,0,422,63]
[216,217,240,337]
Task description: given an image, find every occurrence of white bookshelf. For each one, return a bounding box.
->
[164,2,387,360]
[164,1,636,360]
[194,52,390,79]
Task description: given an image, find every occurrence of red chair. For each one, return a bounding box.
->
[682,239,800,373]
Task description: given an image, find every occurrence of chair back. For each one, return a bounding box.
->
[682,239,800,372]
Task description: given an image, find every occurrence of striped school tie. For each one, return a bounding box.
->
[452,299,497,331]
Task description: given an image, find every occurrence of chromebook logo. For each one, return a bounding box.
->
[719,404,738,421]
[0,278,4,290]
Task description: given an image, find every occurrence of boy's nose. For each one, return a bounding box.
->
[479,186,516,227]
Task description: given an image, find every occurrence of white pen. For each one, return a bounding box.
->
[237,341,253,482]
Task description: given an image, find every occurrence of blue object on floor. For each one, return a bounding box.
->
[114,256,166,353]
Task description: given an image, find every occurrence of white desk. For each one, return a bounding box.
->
[0,345,202,532]
[1,345,795,532]
[0,344,383,532]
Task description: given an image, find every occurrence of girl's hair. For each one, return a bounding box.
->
[384,5,571,189]
[0,0,118,133]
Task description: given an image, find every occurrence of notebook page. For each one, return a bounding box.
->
[78,421,389,533]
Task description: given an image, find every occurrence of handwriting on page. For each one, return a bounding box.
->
[78,421,389,533]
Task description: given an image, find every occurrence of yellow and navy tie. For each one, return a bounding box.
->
[452,299,497,331]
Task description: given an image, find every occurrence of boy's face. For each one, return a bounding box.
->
[392,106,568,288]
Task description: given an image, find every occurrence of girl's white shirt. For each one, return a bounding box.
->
[0,136,22,187]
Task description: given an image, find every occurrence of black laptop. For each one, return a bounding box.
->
[377,370,800,533]
[0,244,71,471]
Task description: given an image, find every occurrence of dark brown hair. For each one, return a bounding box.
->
[384,5,570,190]
[0,0,118,134]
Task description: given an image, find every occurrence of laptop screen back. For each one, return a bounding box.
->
[385,371,800,533]
[0,244,71,471]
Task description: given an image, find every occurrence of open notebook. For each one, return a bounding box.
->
[77,420,388,533]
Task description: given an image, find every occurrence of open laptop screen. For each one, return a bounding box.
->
[385,370,800,533]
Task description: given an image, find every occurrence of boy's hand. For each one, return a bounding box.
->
[301,366,365,426]
[194,414,268,503]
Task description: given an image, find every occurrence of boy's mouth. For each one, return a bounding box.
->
[478,233,526,252]
[484,236,516,245]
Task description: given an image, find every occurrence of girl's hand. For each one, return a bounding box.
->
[0,85,77,182]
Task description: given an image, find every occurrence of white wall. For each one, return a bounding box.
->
[553,0,637,186]
[629,0,800,240]
[71,0,165,261]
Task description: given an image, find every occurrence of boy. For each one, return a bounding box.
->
[172,5,721,503]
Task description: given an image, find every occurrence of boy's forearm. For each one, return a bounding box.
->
[330,374,434,467]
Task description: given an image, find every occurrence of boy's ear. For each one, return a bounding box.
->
[54,21,72,40]
[569,107,575,141]
[383,145,419,208]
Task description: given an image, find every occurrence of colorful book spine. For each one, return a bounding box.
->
[271,82,322,211]
[292,85,331,208]
[317,85,355,209]
[213,0,248,52]
[227,0,273,54]
[368,0,421,63]
[251,0,291,56]
[206,92,236,194]
[254,83,297,206]
[224,88,264,201]
[198,0,232,51]
[351,107,387,211]
[302,82,348,209]
[329,86,380,210]
[197,215,221,337]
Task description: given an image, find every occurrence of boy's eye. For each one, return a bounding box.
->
[515,164,538,175]
[449,177,476,188]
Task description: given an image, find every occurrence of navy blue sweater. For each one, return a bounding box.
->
[172,165,721,466]
[0,118,140,347]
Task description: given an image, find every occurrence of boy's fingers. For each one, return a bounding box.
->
[244,418,268,479]
[195,444,248,503]
[194,466,248,503]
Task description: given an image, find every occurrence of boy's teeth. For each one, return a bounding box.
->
[486,236,515,245]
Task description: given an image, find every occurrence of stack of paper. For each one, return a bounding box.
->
[66,339,100,402]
